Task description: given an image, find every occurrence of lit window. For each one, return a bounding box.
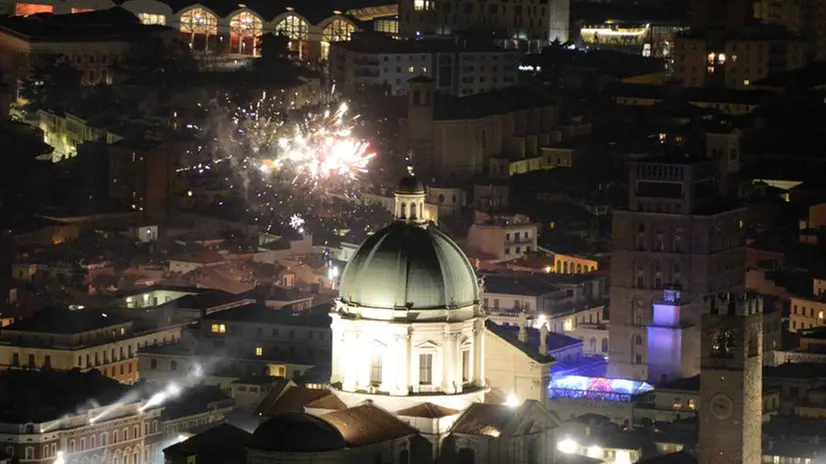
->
[743,79,750,86]
[255,347,263,356]
[408,66,414,72]
[229,11,263,56]
[275,14,309,41]
[211,324,226,333]
[707,66,715,73]
[138,13,166,25]
[819,311,824,319]
[563,319,574,331]
[688,398,696,410]
[462,349,470,382]
[673,397,682,409]
[413,0,432,11]
[14,3,53,16]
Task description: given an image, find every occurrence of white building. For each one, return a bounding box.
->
[243,171,564,463]
[330,34,521,97]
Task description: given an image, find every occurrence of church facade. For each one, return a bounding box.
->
[246,171,562,463]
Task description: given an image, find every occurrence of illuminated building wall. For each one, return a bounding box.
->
[673,34,807,88]
[0,319,180,384]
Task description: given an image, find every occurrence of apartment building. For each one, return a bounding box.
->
[330,34,520,96]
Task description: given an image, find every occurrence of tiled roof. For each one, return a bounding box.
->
[254,384,329,416]
[323,403,418,447]
[450,402,524,436]
[305,394,347,411]
[396,402,460,418]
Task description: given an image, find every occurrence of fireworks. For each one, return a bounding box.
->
[177,91,391,241]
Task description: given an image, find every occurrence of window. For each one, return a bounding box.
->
[419,353,433,385]
[370,351,383,385]
[113,430,119,443]
[322,19,354,43]
[24,447,33,460]
[137,13,165,25]
[688,398,696,410]
[211,324,226,333]
[100,432,108,446]
[408,66,414,72]
[229,11,263,56]
[275,14,309,41]
[170,360,177,371]
[673,397,682,409]
[414,0,432,11]
[150,358,157,369]
[255,347,263,356]
[462,349,470,382]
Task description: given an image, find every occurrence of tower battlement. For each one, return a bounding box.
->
[703,292,763,316]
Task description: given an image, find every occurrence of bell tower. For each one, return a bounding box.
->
[698,293,763,464]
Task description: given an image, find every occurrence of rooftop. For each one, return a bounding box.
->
[0,8,170,42]
[335,34,512,54]
[433,86,554,121]
[4,306,130,334]
[0,370,132,423]
[162,0,390,23]
[200,303,330,327]
[162,423,251,464]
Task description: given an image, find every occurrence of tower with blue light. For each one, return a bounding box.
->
[646,287,701,385]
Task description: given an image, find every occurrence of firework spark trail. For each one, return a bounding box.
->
[177,91,384,236]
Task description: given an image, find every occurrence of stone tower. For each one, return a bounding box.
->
[698,293,763,464]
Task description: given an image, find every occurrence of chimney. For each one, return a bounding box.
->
[518,311,527,343]
[539,323,548,355]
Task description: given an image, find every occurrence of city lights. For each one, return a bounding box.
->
[557,437,578,454]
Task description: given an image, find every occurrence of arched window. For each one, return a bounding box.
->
[588,337,596,352]
[229,11,263,56]
[370,348,383,385]
[323,19,355,42]
[179,7,218,52]
[275,14,309,41]
[601,338,608,353]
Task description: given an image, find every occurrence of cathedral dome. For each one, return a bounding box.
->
[338,222,480,310]
[249,413,345,453]
[396,175,425,194]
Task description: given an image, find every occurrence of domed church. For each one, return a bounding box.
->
[247,170,563,464]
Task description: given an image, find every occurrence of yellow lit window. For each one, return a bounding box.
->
[408,66,414,72]
[413,0,432,11]
[211,324,227,334]
[255,347,263,356]
[819,311,824,319]
[688,398,696,410]
[673,397,682,409]
[563,319,574,331]
[707,66,715,73]
[743,79,750,86]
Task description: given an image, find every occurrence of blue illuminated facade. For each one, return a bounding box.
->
[548,375,654,402]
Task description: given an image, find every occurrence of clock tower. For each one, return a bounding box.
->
[699,293,763,464]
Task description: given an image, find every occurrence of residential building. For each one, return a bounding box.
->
[673,27,807,88]
[0,370,165,463]
[0,305,180,383]
[108,137,193,219]
[0,8,176,85]
[400,80,558,177]
[138,303,331,386]
[4,0,399,61]
[608,156,747,383]
[398,0,570,50]
[329,34,520,97]
[790,277,826,332]
[36,110,124,161]
[466,215,538,261]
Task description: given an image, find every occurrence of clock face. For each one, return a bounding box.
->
[710,393,734,420]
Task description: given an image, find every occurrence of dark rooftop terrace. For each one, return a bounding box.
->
[0,7,171,42]
[4,306,130,335]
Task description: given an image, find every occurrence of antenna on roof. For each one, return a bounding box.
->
[405,150,416,177]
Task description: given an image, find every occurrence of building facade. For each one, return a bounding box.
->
[3,0,391,61]
[608,157,747,383]
[329,35,520,97]
[673,31,807,88]
[0,307,180,384]
[398,0,570,50]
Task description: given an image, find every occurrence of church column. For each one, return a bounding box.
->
[441,331,455,393]
[342,329,357,391]
[390,333,407,395]
[474,324,485,386]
